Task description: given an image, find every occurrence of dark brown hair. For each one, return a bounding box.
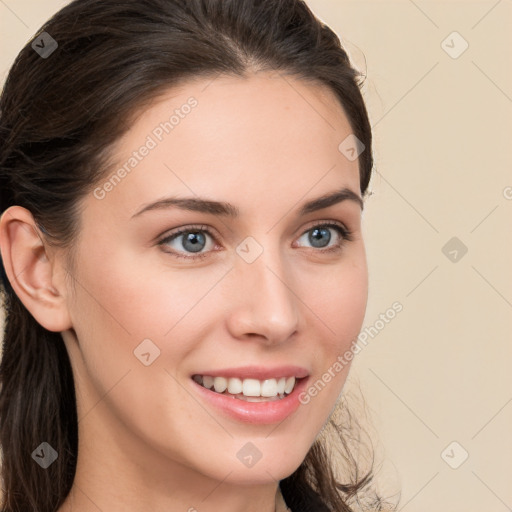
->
[0,1,388,510]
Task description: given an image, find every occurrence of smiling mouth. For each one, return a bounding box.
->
[192,374,302,402]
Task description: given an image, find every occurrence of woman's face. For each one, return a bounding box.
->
[61,71,368,486]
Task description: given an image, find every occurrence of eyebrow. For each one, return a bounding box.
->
[131,186,363,219]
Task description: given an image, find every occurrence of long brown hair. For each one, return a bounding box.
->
[0,1,387,510]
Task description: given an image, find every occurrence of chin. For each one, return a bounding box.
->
[218,442,310,485]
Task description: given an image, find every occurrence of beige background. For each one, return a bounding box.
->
[1,1,511,511]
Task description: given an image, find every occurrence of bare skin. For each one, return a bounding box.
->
[0,70,368,512]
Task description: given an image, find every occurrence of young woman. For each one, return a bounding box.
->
[0,1,392,511]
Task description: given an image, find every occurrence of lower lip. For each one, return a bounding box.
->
[191,377,309,424]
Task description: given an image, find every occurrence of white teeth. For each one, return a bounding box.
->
[194,375,298,398]
[213,376,227,393]
[227,377,242,395]
[284,377,295,394]
[242,378,261,397]
[261,378,277,397]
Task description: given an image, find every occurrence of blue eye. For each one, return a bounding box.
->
[158,222,352,260]
[158,224,215,259]
[296,223,352,251]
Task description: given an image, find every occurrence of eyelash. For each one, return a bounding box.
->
[157,221,354,260]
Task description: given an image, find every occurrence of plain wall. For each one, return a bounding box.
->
[1,1,511,510]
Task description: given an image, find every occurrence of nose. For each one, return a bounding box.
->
[225,244,299,345]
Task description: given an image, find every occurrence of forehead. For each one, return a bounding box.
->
[88,71,360,221]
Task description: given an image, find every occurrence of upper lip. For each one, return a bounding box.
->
[191,365,309,380]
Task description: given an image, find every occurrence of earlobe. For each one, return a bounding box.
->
[0,206,72,332]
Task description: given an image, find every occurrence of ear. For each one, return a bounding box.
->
[0,206,72,332]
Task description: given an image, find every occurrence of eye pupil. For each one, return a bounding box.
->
[309,227,331,248]
[182,232,206,253]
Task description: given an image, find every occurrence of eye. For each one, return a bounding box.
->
[295,222,353,253]
[157,221,353,260]
[158,224,217,260]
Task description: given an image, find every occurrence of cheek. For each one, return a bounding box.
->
[297,254,368,352]
[293,259,367,424]
[66,248,235,411]
[72,243,226,341]
[66,252,203,448]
